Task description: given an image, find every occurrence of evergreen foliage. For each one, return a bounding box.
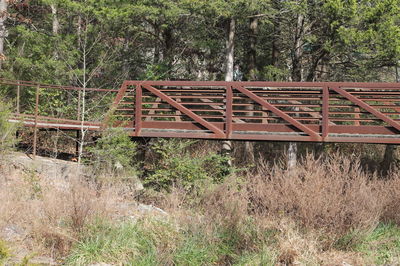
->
[88,127,139,178]
[144,139,232,191]
[0,97,17,154]
[1,0,398,85]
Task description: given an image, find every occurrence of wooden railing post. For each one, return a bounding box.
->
[225,85,233,138]
[33,85,40,158]
[135,84,142,136]
[322,86,329,141]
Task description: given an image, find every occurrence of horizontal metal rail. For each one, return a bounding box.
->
[2,79,400,144]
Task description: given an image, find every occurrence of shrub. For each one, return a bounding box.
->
[144,139,232,192]
[88,127,139,178]
[248,154,384,246]
[380,170,400,225]
[66,218,181,265]
[0,239,10,265]
[0,96,17,154]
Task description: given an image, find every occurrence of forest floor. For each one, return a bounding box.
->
[1,152,400,265]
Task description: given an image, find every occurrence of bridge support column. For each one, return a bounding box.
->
[76,130,80,157]
[381,145,398,175]
[33,85,40,158]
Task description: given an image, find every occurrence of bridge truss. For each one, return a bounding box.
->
[2,79,400,146]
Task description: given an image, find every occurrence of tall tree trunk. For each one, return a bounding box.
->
[381,65,399,174]
[271,27,280,68]
[51,4,60,62]
[291,14,304,82]
[50,4,59,35]
[225,18,235,81]
[244,17,258,164]
[163,26,174,77]
[78,23,88,166]
[0,0,8,70]
[222,18,235,165]
[287,13,305,171]
[248,17,258,81]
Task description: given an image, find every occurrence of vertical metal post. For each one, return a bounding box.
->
[33,85,40,158]
[135,84,142,136]
[322,86,329,141]
[354,88,360,126]
[16,83,20,114]
[76,130,80,156]
[225,85,233,138]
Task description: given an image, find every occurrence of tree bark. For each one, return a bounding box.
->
[244,17,258,164]
[287,13,305,171]
[50,4,59,35]
[381,65,400,174]
[163,26,174,76]
[222,18,235,165]
[0,0,8,70]
[225,18,235,81]
[248,17,258,80]
[291,14,304,82]
[381,145,397,175]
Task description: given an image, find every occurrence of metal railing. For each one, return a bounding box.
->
[2,79,400,146]
[109,80,400,144]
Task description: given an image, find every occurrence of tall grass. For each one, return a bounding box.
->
[1,153,400,264]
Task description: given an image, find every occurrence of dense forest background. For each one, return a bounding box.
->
[1,0,399,168]
[1,1,400,264]
[1,0,399,86]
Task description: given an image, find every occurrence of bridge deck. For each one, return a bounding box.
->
[2,78,400,144]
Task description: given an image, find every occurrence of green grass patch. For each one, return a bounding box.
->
[354,223,400,265]
[173,233,219,266]
[233,247,277,266]
[0,239,10,265]
[66,218,181,265]
[66,216,280,265]
[66,220,141,265]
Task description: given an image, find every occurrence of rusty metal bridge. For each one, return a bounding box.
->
[2,79,400,147]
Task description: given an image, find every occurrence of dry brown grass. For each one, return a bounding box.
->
[175,153,400,263]
[1,152,400,264]
[0,162,130,259]
[249,154,384,239]
[381,170,400,224]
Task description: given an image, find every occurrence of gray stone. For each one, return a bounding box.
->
[2,225,25,241]
[137,203,168,216]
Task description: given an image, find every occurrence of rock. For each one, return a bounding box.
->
[2,225,25,242]
[133,180,144,191]
[2,152,90,191]
[28,256,57,265]
[137,203,168,216]
[114,161,123,170]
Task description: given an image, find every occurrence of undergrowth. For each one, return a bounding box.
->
[0,239,10,265]
[354,223,400,264]
[1,143,400,264]
[0,96,17,155]
[143,139,232,192]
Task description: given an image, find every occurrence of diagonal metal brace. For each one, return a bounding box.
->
[234,85,321,140]
[142,84,225,138]
[102,81,129,128]
[331,86,400,133]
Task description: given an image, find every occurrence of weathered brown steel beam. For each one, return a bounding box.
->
[142,84,225,138]
[331,86,400,132]
[233,85,321,140]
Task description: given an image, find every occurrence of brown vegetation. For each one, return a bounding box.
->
[1,153,400,264]
[0,162,130,260]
